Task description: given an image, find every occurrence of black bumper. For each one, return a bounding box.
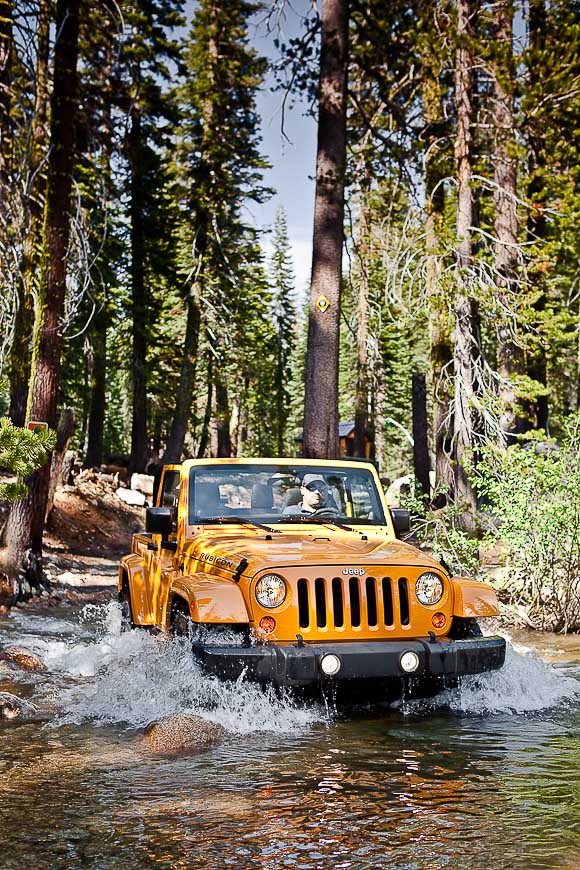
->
[192,636,506,688]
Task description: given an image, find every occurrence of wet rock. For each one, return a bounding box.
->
[144,713,225,755]
[0,692,37,719]
[0,646,46,672]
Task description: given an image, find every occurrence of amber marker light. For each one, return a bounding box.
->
[432,612,446,629]
[259,616,276,634]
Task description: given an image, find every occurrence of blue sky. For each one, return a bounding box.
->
[249,3,317,295]
[184,0,317,295]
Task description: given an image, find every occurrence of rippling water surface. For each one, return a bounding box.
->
[1,604,580,870]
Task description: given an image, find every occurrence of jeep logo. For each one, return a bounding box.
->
[342,568,364,576]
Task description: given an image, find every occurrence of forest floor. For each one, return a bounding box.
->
[16,474,145,611]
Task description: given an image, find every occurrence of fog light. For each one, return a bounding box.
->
[259,616,276,634]
[320,653,341,676]
[400,651,420,673]
[432,612,446,629]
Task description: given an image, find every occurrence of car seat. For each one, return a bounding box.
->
[194,482,223,517]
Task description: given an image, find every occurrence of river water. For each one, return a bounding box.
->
[1,602,580,870]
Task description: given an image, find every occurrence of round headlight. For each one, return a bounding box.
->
[415,572,444,606]
[255,574,287,608]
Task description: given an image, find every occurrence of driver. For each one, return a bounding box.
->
[283,474,335,516]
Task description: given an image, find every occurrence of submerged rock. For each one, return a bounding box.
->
[144,713,225,755]
[0,692,37,719]
[0,646,46,672]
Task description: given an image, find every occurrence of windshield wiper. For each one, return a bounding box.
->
[282,515,355,532]
[207,516,281,534]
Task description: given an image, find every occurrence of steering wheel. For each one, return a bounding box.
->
[307,507,339,518]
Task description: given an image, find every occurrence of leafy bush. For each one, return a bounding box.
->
[0,416,56,500]
[475,418,580,632]
[402,487,481,578]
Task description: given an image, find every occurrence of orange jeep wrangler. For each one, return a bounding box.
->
[118,459,505,697]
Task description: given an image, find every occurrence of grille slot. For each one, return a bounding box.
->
[398,577,410,625]
[298,578,309,628]
[366,577,378,626]
[315,578,327,627]
[349,577,361,627]
[382,577,394,625]
[332,577,344,627]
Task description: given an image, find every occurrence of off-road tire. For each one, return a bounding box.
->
[118,588,134,632]
[448,616,483,639]
[170,599,193,638]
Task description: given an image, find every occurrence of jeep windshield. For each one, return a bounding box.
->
[188,463,386,526]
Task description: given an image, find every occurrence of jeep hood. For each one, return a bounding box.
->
[186,531,446,577]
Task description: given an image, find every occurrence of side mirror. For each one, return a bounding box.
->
[390,508,410,538]
[146,506,173,536]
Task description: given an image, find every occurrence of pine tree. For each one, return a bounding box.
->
[166,0,271,461]
[269,207,297,454]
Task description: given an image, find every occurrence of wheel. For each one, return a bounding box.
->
[448,616,483,639]
[118,587,134,632]
[170,599,193,638]
[309,507,339,518]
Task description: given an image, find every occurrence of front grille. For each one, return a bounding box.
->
[296,574,412,633]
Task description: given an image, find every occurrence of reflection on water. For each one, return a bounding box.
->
[1,604,580,869]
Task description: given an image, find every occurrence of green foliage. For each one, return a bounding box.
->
[0,417,55,500]
[475,419,580,632]
[402,483,481,577]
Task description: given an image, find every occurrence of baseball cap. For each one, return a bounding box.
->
[301,473,328,488]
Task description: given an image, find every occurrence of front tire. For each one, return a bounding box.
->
[448,616,482,639]
[170,599,193,638]
[118,588,134,632]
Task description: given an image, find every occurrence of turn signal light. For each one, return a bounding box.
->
[432,612,446,629]
[259,616,276,634]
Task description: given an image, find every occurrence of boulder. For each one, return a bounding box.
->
[130,473,154,497]
[0,646,46,672]
[115,487,146,507]
[0,692,38,719]
[144,713,225,755]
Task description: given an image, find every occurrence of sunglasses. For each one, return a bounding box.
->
[303,481,328,492]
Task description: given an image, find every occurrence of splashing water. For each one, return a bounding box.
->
[405,637,580,716]
[35,603,325,734]
[15,604,580,729]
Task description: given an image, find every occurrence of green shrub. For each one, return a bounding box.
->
[0,416,56,500]
[475,419,580,632]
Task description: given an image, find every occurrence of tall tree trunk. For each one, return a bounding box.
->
[163,296,201,463]
[85,310,107,467]
[8,0,50,425]
[412,372,431,501]
[302,0,349,459]
[214,372,231,458]
[353,186,370,459]
[1,0,80,587]
[493,0,525,445]
[526,0,549,432]
[128,99,148,473]
[197,355,213,459]
[0,0,12,183]
[422,30,454,498]
[453,0,478,515]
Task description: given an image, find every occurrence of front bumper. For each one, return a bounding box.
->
[192,635,506,688]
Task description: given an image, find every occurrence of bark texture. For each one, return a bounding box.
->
[9,0,50,425]
[1,0,80,589]
[128,99,149,474]
[303,0,349,459]
[412,373,431,501]
[453,0,478,515]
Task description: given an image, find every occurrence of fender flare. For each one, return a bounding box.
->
[164,572,250,630]
[119,554,151,625]
[451,576,500,618]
